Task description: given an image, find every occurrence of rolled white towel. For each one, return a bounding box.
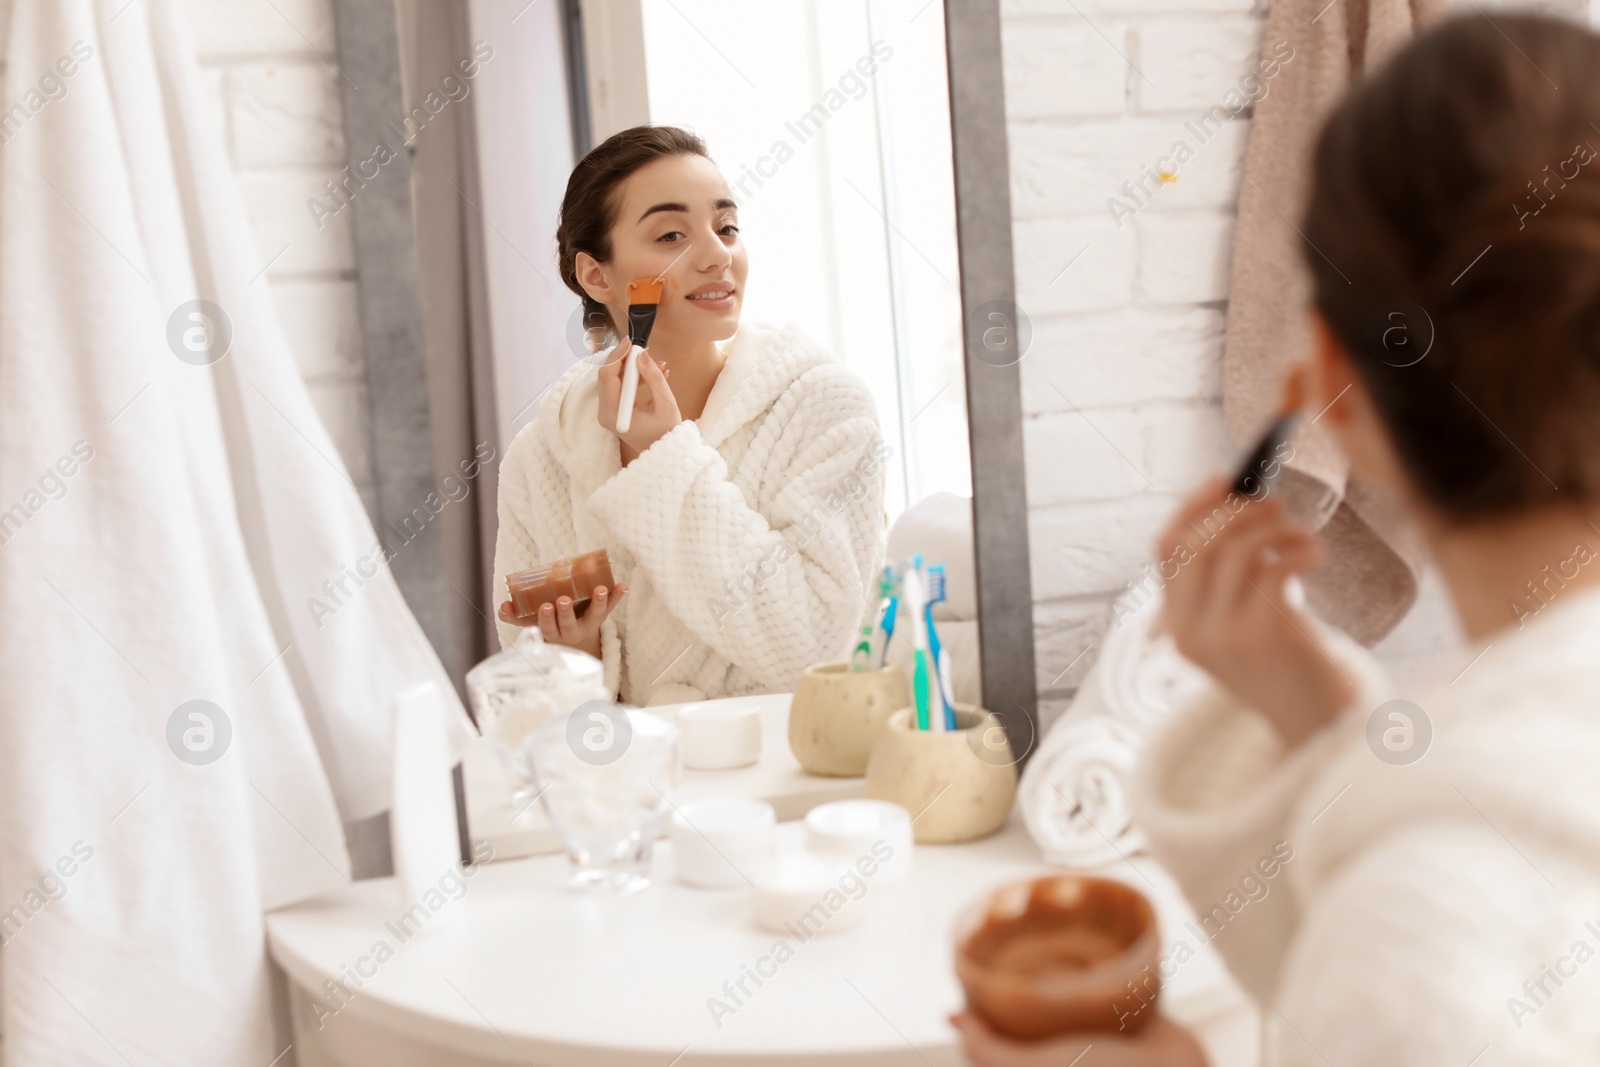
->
[1021,586,1210,867]
[1019,712,1148,867]
[1096,599,1211,732]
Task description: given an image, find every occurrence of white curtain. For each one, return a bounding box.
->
[0,1,473,1062]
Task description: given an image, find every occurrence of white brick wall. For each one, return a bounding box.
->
[1006,0,1589,724]
[181,0,378,512]
[1005,0,1256,711]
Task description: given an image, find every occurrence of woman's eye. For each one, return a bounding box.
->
[658,231,684,243]
[719,224,740,237]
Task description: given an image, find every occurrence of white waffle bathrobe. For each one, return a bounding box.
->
[1129,586,1600,1064]
[494,321,889,706]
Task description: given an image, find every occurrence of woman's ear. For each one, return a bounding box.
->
[1308,311,1414,500]
[1309,312,1355,426]
[574,251,617,308]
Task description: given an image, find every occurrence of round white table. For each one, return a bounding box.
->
[267,696,1260,1066]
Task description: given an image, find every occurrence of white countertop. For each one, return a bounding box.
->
[465,692,866,860]
[267,693,1260,1066]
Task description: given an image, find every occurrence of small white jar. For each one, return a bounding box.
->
[804,799,914,883]
[675,701,762,770]
[750,852,870,935]
[669,798,776,888]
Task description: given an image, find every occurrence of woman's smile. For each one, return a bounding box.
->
[685,281,737,311]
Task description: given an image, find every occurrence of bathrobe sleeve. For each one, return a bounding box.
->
[1130,631,1600,1064]
[1125,626,1391,995]
[493,423,626,701]
[1263,825,1599,1066]
[585,364,888,692]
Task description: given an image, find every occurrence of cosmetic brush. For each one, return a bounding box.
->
[616,276,666,434]
[903,557,932,731]
[924,563,957,731]
[854,566,893,671]
[1231,370,1306,497]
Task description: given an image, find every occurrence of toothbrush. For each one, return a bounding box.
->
[874,563,902,670]
[854,566,893,670]
[903,564,932,731]
[616,277,666,434]
[924,564,957,731]
[937,646,956,732]
[851,619,875,671]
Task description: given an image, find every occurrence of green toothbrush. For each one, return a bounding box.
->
[853,565,893,670]
[904,559,932,730]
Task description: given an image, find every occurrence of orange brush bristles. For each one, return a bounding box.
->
[1281,365,1306,413]
[626,277,666,305]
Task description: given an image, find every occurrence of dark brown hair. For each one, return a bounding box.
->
[1303,13,1600,519]
[556,124,710,340]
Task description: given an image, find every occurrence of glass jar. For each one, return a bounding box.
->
[526,706,679,893]
[465,628,609,808]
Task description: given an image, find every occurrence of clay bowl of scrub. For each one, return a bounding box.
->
[954,875,1161,1040]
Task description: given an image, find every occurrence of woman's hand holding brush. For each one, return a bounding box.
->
[1155,364,1354,746]
[598,339,683,455]
[1154,476,1350,747]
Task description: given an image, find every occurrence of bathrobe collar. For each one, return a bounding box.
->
[536,320,835,549]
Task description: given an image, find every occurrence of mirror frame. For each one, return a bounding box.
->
[340,0,1043,876]
[345,0,1043,793]
[944,0,1039,762]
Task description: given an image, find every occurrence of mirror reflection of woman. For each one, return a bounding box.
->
[493,125,890,707]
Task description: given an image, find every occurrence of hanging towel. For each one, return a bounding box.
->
[1019,593,1210,867]
[0,2,474,1063]
[1222,0,1447,644]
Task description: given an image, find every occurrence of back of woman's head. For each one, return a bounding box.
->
[1303,13,1600,520]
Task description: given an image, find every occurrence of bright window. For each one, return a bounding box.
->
[638,1,971,524]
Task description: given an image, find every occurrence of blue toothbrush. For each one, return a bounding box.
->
[924,564,957,731]
[874,562,903,669]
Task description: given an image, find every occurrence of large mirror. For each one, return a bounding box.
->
[466,3,1029,708]
[457,0,1035,847]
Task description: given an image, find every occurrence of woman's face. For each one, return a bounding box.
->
[578,153,748,350]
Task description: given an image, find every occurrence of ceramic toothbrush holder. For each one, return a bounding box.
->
[864,705,1017,844]
[787,661,912,777]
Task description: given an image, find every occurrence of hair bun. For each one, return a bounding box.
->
[1302,13,1600,518]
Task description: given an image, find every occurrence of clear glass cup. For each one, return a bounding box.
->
[464,628,609,810]
[526,706,680,893]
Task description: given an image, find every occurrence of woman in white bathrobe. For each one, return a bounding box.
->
[956,14,1600,1066]
[493,125,889,707]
